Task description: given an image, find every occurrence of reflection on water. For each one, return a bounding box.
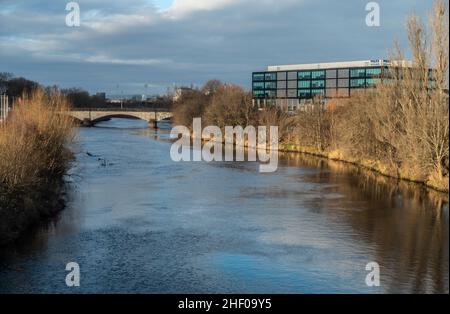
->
[280,153,449,293]
[0,118,448,294]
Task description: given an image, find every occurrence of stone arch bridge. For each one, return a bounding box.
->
[68,108,173,128]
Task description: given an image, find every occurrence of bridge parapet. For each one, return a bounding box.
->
[67,109,173,128]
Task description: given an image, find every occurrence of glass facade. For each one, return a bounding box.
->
[265,73,276,81]
[253,82,264,90]
[298,81,311,88]
[311,70,325,79]
[350,78,366,87]
[366,78,381,86]
[312,89,325,96]
[265,81,276,89]
[252,66,388,100]
[311,80,325,88]
[298,71,311,80]
[298,90,311,98]
[366,68,382,77]
[253,73,265,81]
[350,68,366,77]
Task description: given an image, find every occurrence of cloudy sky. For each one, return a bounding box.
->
[0,0,433,96]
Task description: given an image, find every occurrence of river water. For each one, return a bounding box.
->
[0,118,448,293]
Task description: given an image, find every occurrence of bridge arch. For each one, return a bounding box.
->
[90,113,148,124]
[67,109,173,128]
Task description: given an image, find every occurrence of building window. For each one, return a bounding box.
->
[277,81,286,89]
[326,69,337,79]
[264,90,276,98]
[338,69,349,78]
[298,90,311,98]
[288,80,297,89]
[298,71,311,79]
[298,81,311,88]
[311,89,325,96]
[311,70,325,79]
[277,72,287,80]
[366,78,381,86]
[366,68,382,77]
[338,78,349,87]
[253,73,265,81]
[350,78,366,87]
[265,73,276,81]
[326,79,337,88]
[287,72,297,80]
[253,90,265,97]
[350,68,366,78]
[265,82,276,89]
[252,82,265,90]
[311,80,325,88]
[277,89,287,98]
[287,89,297,98]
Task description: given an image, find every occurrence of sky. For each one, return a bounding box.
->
[0,0,434,96]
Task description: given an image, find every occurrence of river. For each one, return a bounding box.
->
[0,118,448,293]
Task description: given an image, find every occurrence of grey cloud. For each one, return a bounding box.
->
[0,0,433,95]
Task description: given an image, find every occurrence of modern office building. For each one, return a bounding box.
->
[252,59,413,111]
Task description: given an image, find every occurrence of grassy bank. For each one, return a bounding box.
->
[192,134,448,193]
[0,90,74,245]
[280,144,448,193]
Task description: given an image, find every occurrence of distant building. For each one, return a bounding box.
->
[252,59,415,111]
[173,87,193,102]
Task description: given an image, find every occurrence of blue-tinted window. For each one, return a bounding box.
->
[253,90,265,97]
[311,80,325,88]
[311,89,325,96]
[366,78,381,86]
[366,68,382,77]
[253,82,264,90]
[298,81,311,88]
[311,70,325,79]
[265,82,276,89]
[264,90,276,98]
[298,90,311,98]
[253,73,265,81]
[265,73,277,81]
[350,78,366,87]
[350,69,366,77]
[298,71,311,79]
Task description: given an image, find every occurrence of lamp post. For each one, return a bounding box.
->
[121,89,123,110]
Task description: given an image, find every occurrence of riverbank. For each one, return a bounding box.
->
[279,144,449,194]
[0,90,74,246]
[195,134,449,194]
[0,179,68,246]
